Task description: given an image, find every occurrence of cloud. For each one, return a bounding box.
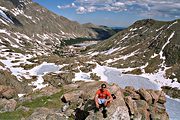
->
[57,0,180,18]
[57,3,76,9]
[76,6,86,14]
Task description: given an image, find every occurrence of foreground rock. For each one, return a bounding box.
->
[124,86,168,120]
[0,85,17,112]
[0,99,17,112]
[0,85,17,99]
[19,81,169,120]
[59,81,169,120]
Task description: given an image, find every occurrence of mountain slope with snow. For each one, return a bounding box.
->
[0,0,117,54]
[88,19,180,90]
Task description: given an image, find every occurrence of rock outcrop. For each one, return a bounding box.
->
[59,81,169,120]
[4,81,168,120]
[0,85,17,99]
[124,87,168,120]
[0,85,17,112]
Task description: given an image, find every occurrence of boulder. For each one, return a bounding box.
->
[135,100,149,111]
[124,96,137,115]
[61,81,130,120]
[158,91,166,104]
[138,88,152,104]
[111,106,130,120]
[16,106,30,112]
[135,100,149,120]
[0,99,17,112]
[156,103,166,113]
[147,90,159,104]
[27,107,51,120]
[2,88,16,99]
[61,90,85,103]
[46,113,68,120]
[15,81,169,120]
[27,107,69,120]
[124,88,141,100]
[125,86,136,91]
[0,85,17,99]
[150,112,169,120]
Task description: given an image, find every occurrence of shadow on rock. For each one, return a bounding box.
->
[75,108,89,120]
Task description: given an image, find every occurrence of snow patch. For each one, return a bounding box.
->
[167,21,178,29]
[121,33,130,40]
[104,47,119,55]
[31,76,48,91]
[0,6,8,11]
[0,18,9,25]
[156,25,165,32]
[92,64,108,81]
[130,28,137,31]
[151,53,158,58]
[89,52,99,56]
[159,31,175,60]
[139,26,144,29]
[18,94,25,98]
[120,49,139,60]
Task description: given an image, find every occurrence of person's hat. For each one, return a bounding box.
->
[101,83,106,88]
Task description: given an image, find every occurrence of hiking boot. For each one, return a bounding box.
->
[103,112,107,118]
[94,108,99,113]
[103,107,107,111]
[102,109,107,118]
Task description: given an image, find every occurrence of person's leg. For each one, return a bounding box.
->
[94,99,103,113]
[102,100,108,118]
[95,97,100,109]
[104,99,112,107]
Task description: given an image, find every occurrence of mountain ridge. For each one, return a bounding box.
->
[0,0,117,54]
[88,19,180,88]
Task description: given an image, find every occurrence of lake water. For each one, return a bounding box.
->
[35,64,60,75]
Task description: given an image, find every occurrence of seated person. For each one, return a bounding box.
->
[94,83,113,110]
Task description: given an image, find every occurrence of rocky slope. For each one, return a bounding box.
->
[0,81,169,120]
[82,23,117,40]
[0,0,117,95]
[0,0,117,54]
[88,19,180,94]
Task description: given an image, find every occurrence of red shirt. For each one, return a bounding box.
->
[96,89,111,99]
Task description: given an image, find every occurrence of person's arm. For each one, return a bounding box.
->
[106,90,113,102]
[94,91,100,108]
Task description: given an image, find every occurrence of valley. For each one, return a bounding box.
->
[0,0,180,120]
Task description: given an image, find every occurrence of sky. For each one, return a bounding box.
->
[32,0,180,27]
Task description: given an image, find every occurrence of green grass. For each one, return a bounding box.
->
[22,64,37,70]
[123,92,130,97]
[21,90,64,109]
[7,47,27,54]
[0,90,64,120]
[0,109,33,120]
